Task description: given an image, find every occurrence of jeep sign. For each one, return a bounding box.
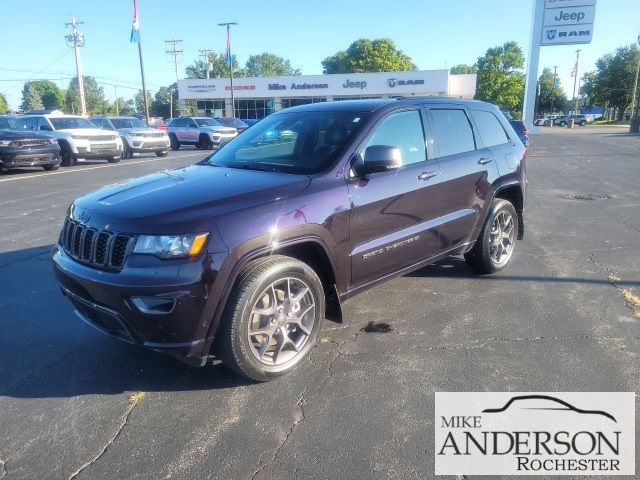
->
[541,0,596,45]
[543,5,596,26]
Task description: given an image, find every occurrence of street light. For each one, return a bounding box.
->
[218,22,238,118]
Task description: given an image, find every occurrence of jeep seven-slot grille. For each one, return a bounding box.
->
[61,218,134,271]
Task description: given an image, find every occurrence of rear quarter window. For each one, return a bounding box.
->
[469,110,511,147]
[429,109,476,157]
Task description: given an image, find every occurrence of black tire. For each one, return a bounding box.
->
[579,120,587,126]
[559,121,567,126]
[122,141,132,159]
[107,156,121,163]
[217,255,325,382]
[43,164,59,171]
[61,150,77,167]
[200,134,213,150]
[155,150,169,157]
[169,134,180,150]
[464,199,518,274]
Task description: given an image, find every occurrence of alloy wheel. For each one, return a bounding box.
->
[488,210,515,266]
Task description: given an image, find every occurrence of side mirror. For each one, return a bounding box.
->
[354,145,402,176]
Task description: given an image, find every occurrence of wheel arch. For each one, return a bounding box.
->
[493,183,524,240]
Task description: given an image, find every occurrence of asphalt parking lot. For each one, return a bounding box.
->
[1,128,639,479]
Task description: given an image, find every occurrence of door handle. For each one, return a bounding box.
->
[478,157,493,165]
[418,170,439,181]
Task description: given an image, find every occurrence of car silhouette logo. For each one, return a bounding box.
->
[482,394,616,422]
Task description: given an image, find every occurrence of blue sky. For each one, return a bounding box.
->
[1,0,638,109]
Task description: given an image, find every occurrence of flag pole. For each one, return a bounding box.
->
[131,0,149,125]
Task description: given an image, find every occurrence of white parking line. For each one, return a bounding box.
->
[0,152,207,183]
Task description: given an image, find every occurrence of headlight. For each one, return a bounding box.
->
[49,137,58,144]
[133,233,209,259]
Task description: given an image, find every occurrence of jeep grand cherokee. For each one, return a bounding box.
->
[52,98,527,381]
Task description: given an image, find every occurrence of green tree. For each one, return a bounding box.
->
[475,41,525,112]
[245,53,301,77]
[580,44,640,119]
[150,84,179,118]
[450,64,477,74]
[65,76,110,114]
[537,67,567,114]
[322,38,416,74]
[134,89,152,113]
[186,52,245,79]
[0,92,8,113]
[21,83,44,111]
[21,80,64,110]
[116,99,136,116]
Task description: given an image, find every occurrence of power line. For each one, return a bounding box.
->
[165,37,183,84]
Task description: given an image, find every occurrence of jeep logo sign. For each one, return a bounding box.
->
[541,1,596,46]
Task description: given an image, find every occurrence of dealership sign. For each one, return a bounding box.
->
[541,0,596,45]
[435,392,635,476]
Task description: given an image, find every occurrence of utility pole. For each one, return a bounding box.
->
[114,85,119,115]
[165,37,183,84]
[218,22,238,118]
[572,49,581,115]
[199,48,213,79]
[631,41,640,118]
[65,16,86,115]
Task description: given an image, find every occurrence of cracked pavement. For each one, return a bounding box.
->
[0,129,639,479]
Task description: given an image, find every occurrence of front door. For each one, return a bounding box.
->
[348,108,443,288]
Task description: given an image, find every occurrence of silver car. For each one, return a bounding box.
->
[166,117,237,150]
[91,116,170,159]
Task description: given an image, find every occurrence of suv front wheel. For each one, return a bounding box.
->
[217,255,325,381]
[465,199,518,274]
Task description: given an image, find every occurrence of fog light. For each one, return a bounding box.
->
[131,296,176,315]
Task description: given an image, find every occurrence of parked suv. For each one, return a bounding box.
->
[90,116,170,159]
[0,116,61,172]
[554,114,588,127]
[166,117,237,150]
[214,117,249,133]
[21,113,123,166]
[52,98,527,381]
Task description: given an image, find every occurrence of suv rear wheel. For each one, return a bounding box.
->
[465,199,518,274]
[217,255,325,381]
[61,151,77,167]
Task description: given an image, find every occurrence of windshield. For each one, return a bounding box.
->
[0,117,28,130]
[49,117,96,130]
[200,110,368,174]
[195,118,222,127]
[111,118,147,129]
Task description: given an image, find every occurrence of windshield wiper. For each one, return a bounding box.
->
[229,163,281,173]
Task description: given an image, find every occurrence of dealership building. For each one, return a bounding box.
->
[177,70,476,120]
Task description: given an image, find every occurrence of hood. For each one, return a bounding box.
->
[71,164,311,234]
[62,128,119,138]
[0,130,54,141]
[207,126,236,134]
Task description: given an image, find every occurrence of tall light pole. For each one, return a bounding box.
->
[65,17,86,115]
[572,49,581,115]
[631,37,640,118]
[218,22,238,118]
[550,65,558,117]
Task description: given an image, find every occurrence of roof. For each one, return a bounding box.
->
[278,97,490,114]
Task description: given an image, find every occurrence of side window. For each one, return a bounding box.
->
[23,117,38,130]
[93,118,109,129]
[469,110,510,147]
[430,109,476,157]
[38,117,52,131]
[188,119,198,128]
[363,110,427,166]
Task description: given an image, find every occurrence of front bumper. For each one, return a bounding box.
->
[128,137,170,153]
[0,146,61,168]
[74,139,123,158]
[52,244,221,364]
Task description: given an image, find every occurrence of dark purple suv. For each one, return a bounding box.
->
[52,98,527,381]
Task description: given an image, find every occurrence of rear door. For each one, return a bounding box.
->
[348,108,444,287]
[426,106,500,251]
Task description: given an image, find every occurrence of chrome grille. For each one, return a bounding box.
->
[10,138,53,147]
[137,131,165,138]
[61,219,134,271]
